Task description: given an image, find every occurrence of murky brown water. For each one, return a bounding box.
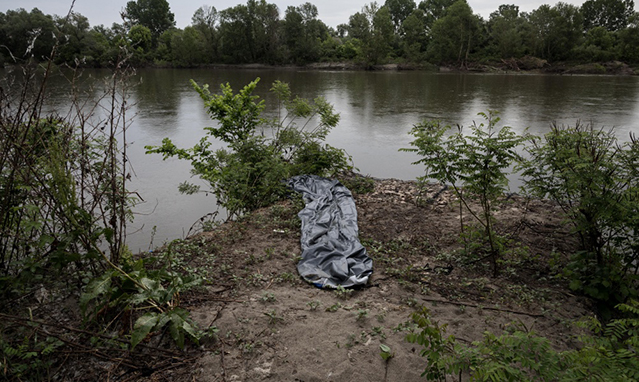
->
[21,68,639,252]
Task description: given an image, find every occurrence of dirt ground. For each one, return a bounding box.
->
[4,175,597,381]
[161,175,594,382]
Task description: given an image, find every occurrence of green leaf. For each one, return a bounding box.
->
[80,272,114,314]
[131,313,159,349]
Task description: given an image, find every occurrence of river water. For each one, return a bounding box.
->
[16,68,639,252]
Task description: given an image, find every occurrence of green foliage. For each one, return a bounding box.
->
[123,0,175,44]
[405,307,459,380]
[1,330,64,381]
[1,59,136,297]
[145,78,351,218]
[4,0,639,67]
[379,343,395,361]
[80,240,209,349]
[403,111,525,276]
[426,0,483,66]
[520,123,639,312]
[407,301,639,381]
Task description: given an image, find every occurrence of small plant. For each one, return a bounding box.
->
[263,310,282,325]
[371,326,387,339]
[402,111,525,276]
[260,292,276,303]
[379,344,394,361]
[356,309,370,321]
[406,301,639,381]
[334,285,354,299]
[80,243,207,350]
[307,301,321,311]
[279,271,298,283]
[326,302,343,312]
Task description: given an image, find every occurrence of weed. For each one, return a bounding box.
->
[326,303,342,312]
[334,285,354,300]
[356,309,369,321]
[307,301,321,311]
[371,326,387,339]
[380,344,394,361]
[278,271,298,283]
[263,310,282,325]
[260,292,276,303]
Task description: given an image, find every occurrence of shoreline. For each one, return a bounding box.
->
[149,59,638,76]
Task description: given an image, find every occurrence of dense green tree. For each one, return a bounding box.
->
[581,0,634,31]
[371,5,395,62]
[54,12,92,64]
[346,2,394,65]
[217,0,280,64]
[191,5,218,62]
[426,0,482,65]
[401,8,429,61]
[525,2,583,61]
[283,3,329,63]
[575,26,616,60]
[385,0,417,33]
[617,11,639,61]
[0,8,56,61]
[169,26,207,66]
[348,11,372,40]
[127,24,153,64]
[123,0,175,44]
[487,4,525,58]
[418,0,457,30]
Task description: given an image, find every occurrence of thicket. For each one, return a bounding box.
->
[405,113,639,380]
[2,0,639,69]
[0,9,214,380]
[407,302,639,381]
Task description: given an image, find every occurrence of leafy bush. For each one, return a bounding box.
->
[407,301,639,381]
[146,78,351,219]
[80,240,211,349]
[402,111,525,276]
[520,123,639,314]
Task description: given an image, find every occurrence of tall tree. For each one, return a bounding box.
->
[401,8,429,61]
[525,2,583,61]
[191,5,219,62]
[0,8,56,61]
[418,0,457,30]
[616,11,639,61]
[385,0,416,33]
[488,4,525,58]
[283,3,328,63]
[54,12,92,64]
[217,0,281,64]
[581,0,634,31]
[123,0,175,44]
[426,0,481,66]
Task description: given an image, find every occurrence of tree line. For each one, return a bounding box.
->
[1,0,638,68]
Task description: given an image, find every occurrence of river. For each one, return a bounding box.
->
[17,68,639,252]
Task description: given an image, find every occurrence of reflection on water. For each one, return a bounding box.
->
[12,68,639,252]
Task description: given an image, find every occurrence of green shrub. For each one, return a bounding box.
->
[520,123,639,315]
[402,111,525,276]
[407,301,639,381]
[146,78,351,219]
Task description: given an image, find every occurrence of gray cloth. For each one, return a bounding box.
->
[288,175,373,288]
